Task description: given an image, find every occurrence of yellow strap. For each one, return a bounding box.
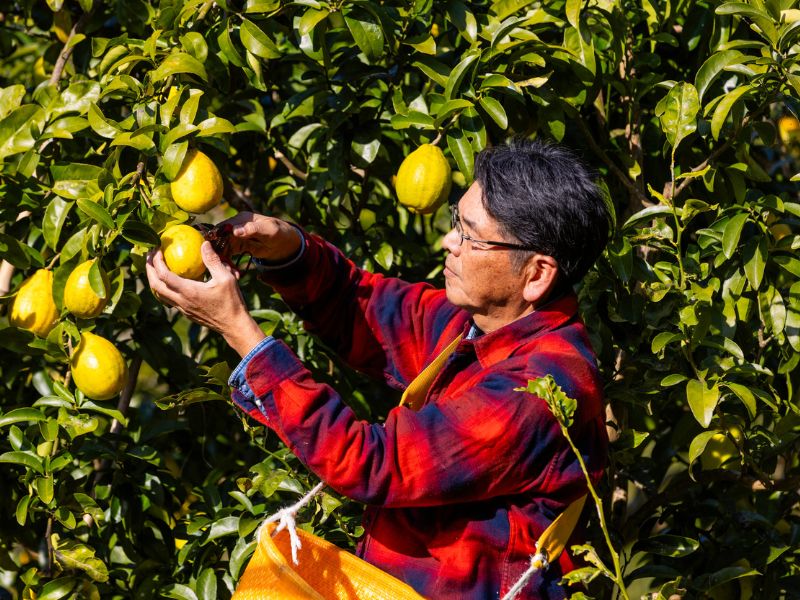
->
[398,334,463,411]
[532,495,587,569]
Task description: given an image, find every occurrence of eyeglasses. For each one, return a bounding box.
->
[449,203,537,251]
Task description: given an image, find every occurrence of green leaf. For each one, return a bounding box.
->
[43,197,74,251]
[76,199,115,230]
[80,401,128,426]
[743,236,767,291]
[0,233,31,269]
[161,584,199,600]
[695,50,745,101]
[774,254,800,278]
[656,82,699,151]
[205,516,240,542]
[0,408,46,428]
[16,495,30,526]
[36,475,54,504]
[478,96,508,129]
[412,56,450,88]
[110,130,156,151]
[299,8,330,36]
[445,51,480,100]
[46,82,100,119]
[0,84,26,120]
[218,19,245,67]
[565,0,581,29]
[240,19,281,59]
[0,105,44,160]
[0,451,44,474]
[195,568,217,600]
[344,10,384,61]
[447,128,474,182]
[724,382,757,419]
[710,85,752,140]
[54,538,109,582]
[121,220,161,247]
[689,430,719,466]
[651,332,682,354]
[685,379,719,428]
[151,52,208,82]
[721,212,748,259]
[715,3,778,44]
[634,534,700,558]
[661,374,688,387]
[38,577,77,600]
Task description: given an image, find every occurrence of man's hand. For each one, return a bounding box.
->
[222,212,302,262]
[146,241,266,358]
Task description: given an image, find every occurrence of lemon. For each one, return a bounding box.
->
[161,224,206,280]
[64,259,110,319]
[170,149,224,214]
[778,115,800,144]
[9,270,58,337]
[33,56,48,84]
[701,427,742,470]
[70,332,127,401]
[395,144,452,214]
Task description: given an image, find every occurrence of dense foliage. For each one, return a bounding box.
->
[1,0,800,598]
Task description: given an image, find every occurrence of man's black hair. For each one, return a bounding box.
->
[473,138,611,286]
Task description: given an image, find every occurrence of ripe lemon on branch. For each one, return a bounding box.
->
[9,269,58,337]
[170,149,224,214]
[64,259,110,319]
[71,332,128,401]
[161,224,206,280]
[395,144,452,214]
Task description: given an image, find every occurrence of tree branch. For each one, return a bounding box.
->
[48,10,91,86]
[575,116,652,211]
[274,149,308,181]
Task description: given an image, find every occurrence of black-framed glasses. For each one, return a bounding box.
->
[449,203,537,251]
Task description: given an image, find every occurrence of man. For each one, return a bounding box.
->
[146,139,610,599]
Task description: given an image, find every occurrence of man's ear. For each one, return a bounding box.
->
[522,254,560,306]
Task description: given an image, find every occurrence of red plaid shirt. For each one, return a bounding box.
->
[229,231,607,599]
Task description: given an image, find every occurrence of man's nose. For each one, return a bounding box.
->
[442,228,461,255]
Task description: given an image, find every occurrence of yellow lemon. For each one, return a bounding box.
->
[33,56,48,84]
[170,149,224,214]
[53,9,72,43]
[395,144,452,214]
[769,223,792,241]
[9,270,58,337]
[431,23,440,37]
[70,332,127,401]
[778,115,800,144]
[701,427,742,470]
[161,224,206,280]
[64,259,110,319]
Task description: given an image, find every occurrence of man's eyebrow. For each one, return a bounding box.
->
[460,213,478,232]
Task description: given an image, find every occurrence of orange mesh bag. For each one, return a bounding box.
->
[231,523,424,600]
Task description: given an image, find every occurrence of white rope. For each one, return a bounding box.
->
[500,548,549,600]
[256,481,326,565]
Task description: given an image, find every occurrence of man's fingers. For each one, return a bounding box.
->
[201,241,231,280]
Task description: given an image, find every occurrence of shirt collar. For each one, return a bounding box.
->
[459,292,579,368]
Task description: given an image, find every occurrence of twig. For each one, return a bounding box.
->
[274,149,308,181]
[671,104,771,201]
[575,116,651,211]
[91,355,143,490]
[48,11,91,86]
[130,160,146,188]
[44,516,54,576]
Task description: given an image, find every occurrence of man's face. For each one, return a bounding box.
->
[442,182,532,329]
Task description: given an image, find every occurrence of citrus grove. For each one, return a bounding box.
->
[2,1,800,599]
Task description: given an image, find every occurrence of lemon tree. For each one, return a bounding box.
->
[1,1,800,599]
